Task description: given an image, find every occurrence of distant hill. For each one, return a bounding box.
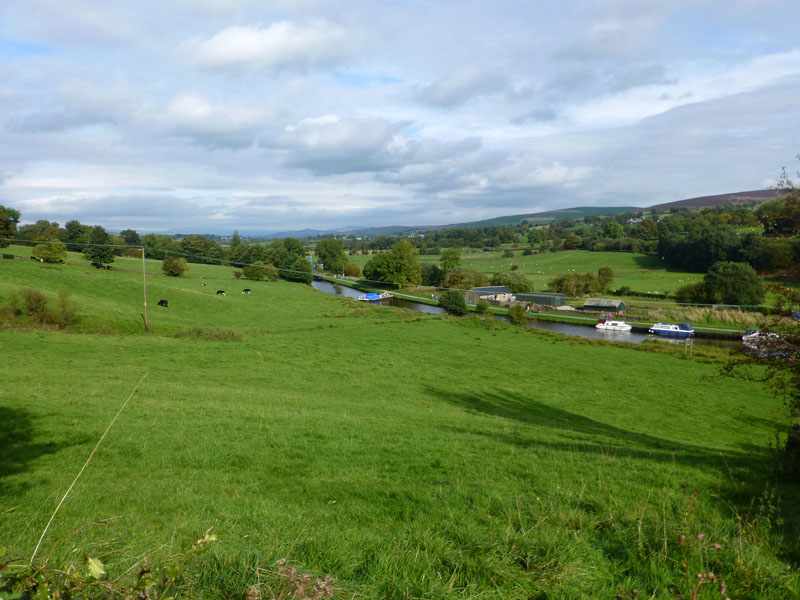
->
[261,190,784,240]
[643,189,784,212]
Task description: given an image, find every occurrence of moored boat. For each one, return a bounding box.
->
[595,318,632,332]
[357,291,392,302]
[648,322,694,338]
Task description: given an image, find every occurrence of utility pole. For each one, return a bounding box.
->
[142,247,149,332]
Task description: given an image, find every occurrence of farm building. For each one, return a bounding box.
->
[515,292,565,308]
[465,286,514,304]
[582,298,626,314]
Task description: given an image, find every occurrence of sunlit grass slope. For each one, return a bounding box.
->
[347,249,702,294]
[1,252,798,599]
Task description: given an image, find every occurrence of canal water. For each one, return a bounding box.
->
[311,280,740,349]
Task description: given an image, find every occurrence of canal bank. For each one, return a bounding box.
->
[311,278,743,349]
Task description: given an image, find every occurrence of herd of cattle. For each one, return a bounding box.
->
[157,286,252,308]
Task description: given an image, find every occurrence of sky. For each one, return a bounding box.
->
[1,0,799,235]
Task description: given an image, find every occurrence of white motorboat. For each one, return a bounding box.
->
[595,318,632,332]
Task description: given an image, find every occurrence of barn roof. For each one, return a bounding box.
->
[583,298,625,308]
[470,286,513,295]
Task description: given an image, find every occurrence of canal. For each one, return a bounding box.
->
[311,280,741,349]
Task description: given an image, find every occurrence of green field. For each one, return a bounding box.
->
[1,250,799,598]
[348,249,703,295]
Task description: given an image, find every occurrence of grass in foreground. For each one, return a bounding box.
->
[1,256,799,599]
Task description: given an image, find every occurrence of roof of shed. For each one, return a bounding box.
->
[470,286,513,294]
[583,298,625,308]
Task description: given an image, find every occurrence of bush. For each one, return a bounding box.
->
[443,269,488,290]
[233,270,243,279]
[343,262,362,277]
[438,289,468,315]
[475,300,490,314]
[510,264,518,271]
[507,304,528,325]
[490,271,533,294]
[162,256,188,277]
[243,261,268,281]
[502,250,514,258]
[1,288,78,328]
[523,248,533,256]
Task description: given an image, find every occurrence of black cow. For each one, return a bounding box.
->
[242,288,251,294]
[202,283,206,287]
[157,299,169,307]
[216,290,226,296]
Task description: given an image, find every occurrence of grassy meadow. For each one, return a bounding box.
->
[349,249,703,296]
[2,248,799,598]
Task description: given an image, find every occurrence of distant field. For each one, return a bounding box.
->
[1,249,798,598]
[348,249,702,294]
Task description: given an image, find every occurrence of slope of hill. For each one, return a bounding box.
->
[644,189,784,212]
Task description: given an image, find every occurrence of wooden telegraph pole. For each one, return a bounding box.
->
[142,246,149,332]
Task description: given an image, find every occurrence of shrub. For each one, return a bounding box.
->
[233,270,243,279]
[343,262,362,277]
[243,261,268,281]
[510,264,519,271]
[475,300,490,314]
[1,288,78,328]
[523,248,533,256]
[162,256,188,277]
[507,303,528,326]
[438,289,468,316]
[502,250,514,258]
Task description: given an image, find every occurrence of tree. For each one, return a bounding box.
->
[722,284,800,477]
[283,256,313,283]
[63,220,90,252]
[702,261,765,306]
[120,229,141,246]
[32,241,66,263]
[0,205,20,247]
[82,226,116,266]
[597,267,614,291]
[316,238,346,272]
[443,269,487,290]
[438,289,468,315]
[563,233,581,249]
[440,247,461,272]
[180,236,224,264]
[362,239,421,286]
[490,272,533,294]
[421,264,444,287]
[604,221,624,239]
[162,256,188,277]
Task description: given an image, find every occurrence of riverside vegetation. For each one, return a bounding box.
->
[1,248,799,599]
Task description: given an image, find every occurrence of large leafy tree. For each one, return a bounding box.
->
[362,239,421,286]
[82,225,116,266]
[490,271,533,294]
[702,261,765,306]
[63,220,91,252]
[315,238,346,272]
[0,205,20,247]
[440,247,461,272]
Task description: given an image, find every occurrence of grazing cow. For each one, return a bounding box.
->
[157,299,169,307]
[216,290,226,296]
[242,288,251,294]
[202,283,206,287]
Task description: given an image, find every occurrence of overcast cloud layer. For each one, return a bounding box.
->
[2,1,799,234]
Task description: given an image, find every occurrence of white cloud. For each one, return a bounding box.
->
[185,21,353,73]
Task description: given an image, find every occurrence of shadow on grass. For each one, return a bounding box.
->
[426,385,775,474]
[0,406,67,494]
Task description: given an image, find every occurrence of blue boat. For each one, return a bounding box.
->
[357,291,392,302]
[648,322,694,338]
